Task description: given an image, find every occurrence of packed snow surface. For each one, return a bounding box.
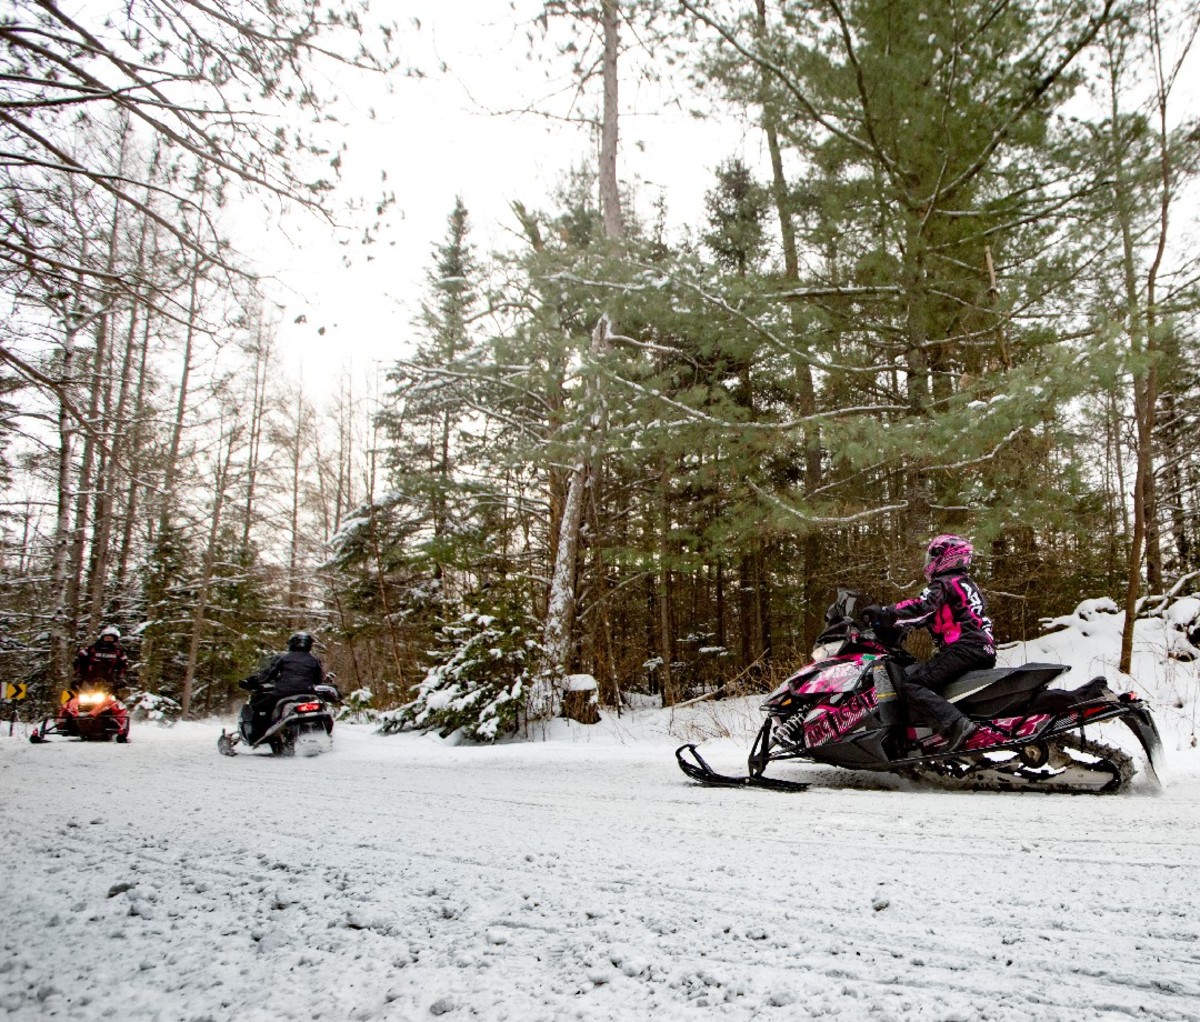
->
[3,604,1200,1021]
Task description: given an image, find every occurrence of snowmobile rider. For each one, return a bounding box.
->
[72,626,130,694]
[860,534,998,752]
[240,631,327,743]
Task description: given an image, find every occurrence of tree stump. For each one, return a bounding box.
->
[561,674,600,725]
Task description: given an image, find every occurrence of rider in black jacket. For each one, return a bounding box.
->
[241,632,326,742]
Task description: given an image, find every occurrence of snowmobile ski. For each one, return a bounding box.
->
[675,743,809,792]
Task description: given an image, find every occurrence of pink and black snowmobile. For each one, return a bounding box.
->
[676,589,1164,794]
[29,688,130,744]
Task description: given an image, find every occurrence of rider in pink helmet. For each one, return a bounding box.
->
[923,533,974,579]
[862,534,998,752]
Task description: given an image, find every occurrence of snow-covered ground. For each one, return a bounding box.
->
[2,603,1200,1022]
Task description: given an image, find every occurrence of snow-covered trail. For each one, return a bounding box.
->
[2,720,1199,1022]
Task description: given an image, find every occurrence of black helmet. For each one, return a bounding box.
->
[288,631,314,653]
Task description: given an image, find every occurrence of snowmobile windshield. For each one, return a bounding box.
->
[812,621,853,652]
[811,639,845,661]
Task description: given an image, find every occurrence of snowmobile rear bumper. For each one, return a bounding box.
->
[1119,700,1164,786]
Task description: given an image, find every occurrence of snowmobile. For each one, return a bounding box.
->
[676,589,1165,795]
[217,682,340,757]
[29,687,130,744]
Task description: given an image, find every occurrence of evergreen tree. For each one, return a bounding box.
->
[702,157,770,277]
[672,0,1131,634]
[381,197,483,604]
[378,582,542,741]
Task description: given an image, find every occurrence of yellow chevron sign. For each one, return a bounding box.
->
[4,683,26,700]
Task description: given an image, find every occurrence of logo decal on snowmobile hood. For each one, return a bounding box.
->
[793,659,863,694]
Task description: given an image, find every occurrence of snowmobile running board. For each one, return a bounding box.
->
[675,743,809,792]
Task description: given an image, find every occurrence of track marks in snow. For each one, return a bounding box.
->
[2,725,1200,1021]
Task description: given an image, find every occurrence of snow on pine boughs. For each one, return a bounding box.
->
[380,601,543,741]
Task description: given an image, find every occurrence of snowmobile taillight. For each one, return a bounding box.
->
[295,701,321,713]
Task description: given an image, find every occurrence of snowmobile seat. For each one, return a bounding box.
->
[944,663,1071,717]
[1025,674,1118,715]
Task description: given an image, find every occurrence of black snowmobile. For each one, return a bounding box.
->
[676,589,1165,795]
[217,679,340,757]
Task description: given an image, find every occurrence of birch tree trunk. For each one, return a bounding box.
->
[113,298,154,606]
[534,14,623,720]
[286,397,306,621]
[140,246,204,689]
[84,301,126,631]
[240,323,272,551]
[66,303,106,632]
[49,301,86,689]
[77,126,130,632]
[537,316,611,717]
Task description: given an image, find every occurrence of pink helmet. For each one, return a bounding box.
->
[924,534,973,579]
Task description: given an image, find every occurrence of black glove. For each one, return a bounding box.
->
[860,605,895,630]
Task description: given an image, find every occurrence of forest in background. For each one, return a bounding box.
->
[2,1,1199,739]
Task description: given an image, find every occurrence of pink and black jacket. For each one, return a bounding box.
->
[885,571,995,656]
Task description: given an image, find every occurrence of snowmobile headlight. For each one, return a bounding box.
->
[811,641,842,661]
[78,691,107,707]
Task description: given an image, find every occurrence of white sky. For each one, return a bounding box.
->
[247,1,747,397]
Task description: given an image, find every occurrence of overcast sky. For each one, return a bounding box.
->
[246,1,745,397]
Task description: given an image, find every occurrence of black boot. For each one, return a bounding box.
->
[942,716,978,752]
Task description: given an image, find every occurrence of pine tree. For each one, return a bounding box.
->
[378,582,542,741]
[673,0,1131,634]
[382,198,482,604]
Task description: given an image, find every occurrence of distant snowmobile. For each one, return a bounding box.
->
[676,589,1164,795]
[217,681,340,758]
[30,688,130,744]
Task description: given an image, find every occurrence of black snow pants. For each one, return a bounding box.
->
[244,691,279,743]
[898,644,996,732]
